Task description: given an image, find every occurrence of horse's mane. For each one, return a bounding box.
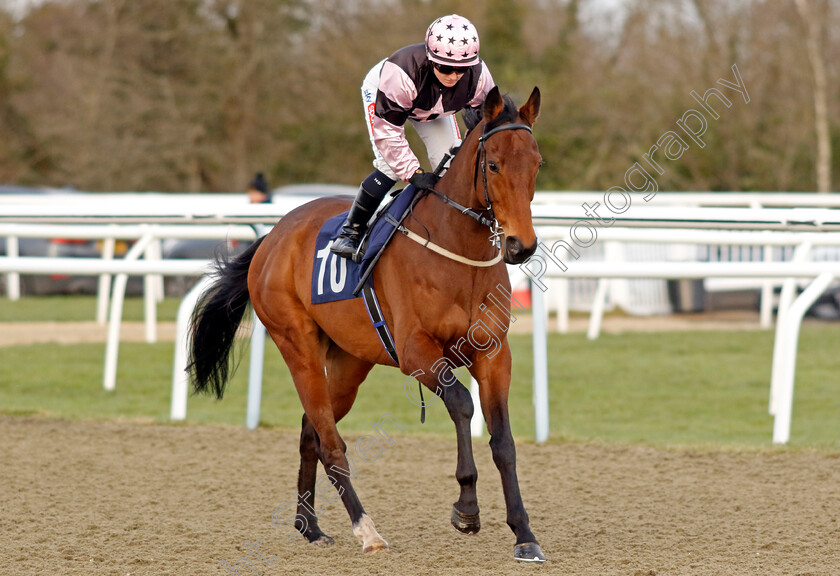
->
[448,94,519,159]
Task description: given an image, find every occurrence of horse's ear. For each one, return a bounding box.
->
[482,86,504,122]
[519,86,541,127]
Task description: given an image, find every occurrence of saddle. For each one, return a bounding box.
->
[310,185,422,305]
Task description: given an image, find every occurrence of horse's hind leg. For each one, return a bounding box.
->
[295,415,333,545]
[294,344,374,548]
[272,320,386,554]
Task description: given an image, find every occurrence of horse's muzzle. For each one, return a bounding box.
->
[504,237,537,264]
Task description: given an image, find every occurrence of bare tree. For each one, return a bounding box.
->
[0,0,836,193]
[794,0,832,193]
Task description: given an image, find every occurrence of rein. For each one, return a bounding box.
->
[429,190,495,228]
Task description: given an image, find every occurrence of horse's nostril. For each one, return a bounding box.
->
[505,237,522,258]
[504,237,537,264]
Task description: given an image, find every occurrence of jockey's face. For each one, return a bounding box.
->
[432,64,466,88]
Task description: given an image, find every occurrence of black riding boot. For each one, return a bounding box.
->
[331,170,395,260]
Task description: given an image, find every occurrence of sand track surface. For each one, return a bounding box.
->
[1,415,838,575]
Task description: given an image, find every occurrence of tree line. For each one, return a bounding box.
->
[0,0,835,193]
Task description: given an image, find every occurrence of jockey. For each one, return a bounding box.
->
[331,13,495,260]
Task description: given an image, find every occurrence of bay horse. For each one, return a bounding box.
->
[188,86,546,562]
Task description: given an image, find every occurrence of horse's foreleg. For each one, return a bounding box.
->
[470,344,546,563]
[402,333,481,534]
[442,380,481,533]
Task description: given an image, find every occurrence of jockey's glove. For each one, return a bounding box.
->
[409,168,441,191]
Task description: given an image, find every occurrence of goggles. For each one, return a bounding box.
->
[434,63,468,76]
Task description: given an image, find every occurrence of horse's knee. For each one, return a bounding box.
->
[488,433,516,467]
[444,383,474,421]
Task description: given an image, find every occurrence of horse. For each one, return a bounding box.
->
[188,86,546,563]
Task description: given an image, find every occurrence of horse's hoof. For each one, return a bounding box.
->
[514,542,546,563]
[311,534,335,547]
[362,539,389,554]
[304,529,334,546]
[353,513,389,555]
[450,505,481,534]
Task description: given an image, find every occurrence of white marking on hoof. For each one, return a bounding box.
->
[352,513,389,554]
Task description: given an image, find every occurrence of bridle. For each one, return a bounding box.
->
[429,121,534,241]
[401,119,535,267]
[473,122,534,213]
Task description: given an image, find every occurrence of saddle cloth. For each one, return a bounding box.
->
[310,185,419,305]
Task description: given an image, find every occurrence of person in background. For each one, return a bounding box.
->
[247,172,270,204]
[330,13,495,260]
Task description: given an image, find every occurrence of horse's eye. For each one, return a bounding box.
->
[487,161,500,174]
[538,159,545,168]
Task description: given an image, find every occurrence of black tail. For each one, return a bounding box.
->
[187,237,266,398]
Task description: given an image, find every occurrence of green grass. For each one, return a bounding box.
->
[1,322,839,450]
[0,295,182,322]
